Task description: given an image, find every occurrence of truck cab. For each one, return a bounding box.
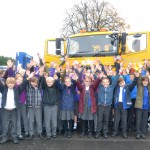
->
[44,30,150,68]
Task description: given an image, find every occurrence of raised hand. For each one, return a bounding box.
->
[39,66,44,76]
[72,73,78,81]
[138,63,143,69]
[99,72,104,79]
[53,74,58,80]
[26,71,35,80]
[26,69,30,77]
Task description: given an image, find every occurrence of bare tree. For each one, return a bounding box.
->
[61,0,130,37]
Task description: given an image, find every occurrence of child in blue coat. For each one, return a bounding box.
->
[112,72,138,139]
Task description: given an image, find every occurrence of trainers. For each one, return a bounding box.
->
[46,136,51,139]
[103,133,108,139]
[0,138,8,144]
[58,130,61,135]
[64,132,67,137]
[28,135,34,140]
[18,135,24,140]
[67,132,71,138]
[112,132,117,138]
[95,133,100,139]
[136,134,141,139]
[52,135,56,138]
[25,132,29,138]
[88,132,92,138]
[73,123,77,130]
[141,133,146,139]
[80,132,85,138]
[38,134,43,139]
[13,139,19,144]
[123,133,128,139]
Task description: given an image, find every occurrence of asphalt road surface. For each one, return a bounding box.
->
[0,131,150,150]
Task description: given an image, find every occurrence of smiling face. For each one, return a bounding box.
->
[46,77,55,87]
[118,78,125,87]
[142,79,149,86]
[16,77,23,85]
[84,76,92,87]
[102,78,110,88]
[141,76,149,86]
[30,77,39,88]
[64,77,71,87]
[130,74,135,81]
[7,83,15,89]
[6,77,15,89]
[15,74,23,85]
[119,81,125,87]
[30,81,38,88]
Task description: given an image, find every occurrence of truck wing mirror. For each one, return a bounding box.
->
[56,49,61,55]
[121,32,127,52]
[56,38,64,55]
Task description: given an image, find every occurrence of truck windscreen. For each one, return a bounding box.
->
[67,34,118,56]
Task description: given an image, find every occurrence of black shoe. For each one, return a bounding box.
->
[64,132,67,137]
[67,132,71,138]
[38,134,43,139]
[123,133,128,139]
[112,132,117,138]
[88,132,92,138]
[18,135,24,140]
[25,132,29,138]
[46,136,51,139]
[128,127,132,132]
[95,133,100,139]
[58,130,62,135]
[103,133,108,139]
[80,132,85,138]
[141,133,146,139]
[52,135,56,138]
[28,135,33,140]
[136,134,141,139]
[0,138,8,144]
[13,139,19,144]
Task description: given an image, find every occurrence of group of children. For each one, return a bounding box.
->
[0,55,150,145]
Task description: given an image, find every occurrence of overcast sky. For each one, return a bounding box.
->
[0,0,149,60]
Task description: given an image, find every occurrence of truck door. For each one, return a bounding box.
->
[44,38,65,67]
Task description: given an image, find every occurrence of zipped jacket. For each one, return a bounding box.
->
[97,74,119,106]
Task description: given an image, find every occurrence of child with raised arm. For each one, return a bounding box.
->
[39,73,61,139]
[15,73,29,140]
[76,74,102,138]
[26,76,43,140]
[0,70,5,136]
[135,63,150,139]
[58,76,77,138]
[95,70,120,139]
[112,72,139,139]
[0,71,33,144]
